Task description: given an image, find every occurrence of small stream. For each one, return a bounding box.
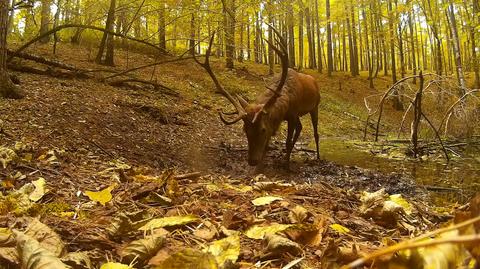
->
[318,138,480,203]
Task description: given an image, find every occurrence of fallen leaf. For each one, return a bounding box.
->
[29,178,48,202]
[251,196,283,206]
[288,205,309,224]
[61,251,93,269]
[205,234,240,267]
[25,218,65,257]
[264,234,302,257]
[153,248,218,269]
[14,230,70,269]
[120,234,165,264]
[138,215,199,231]
[99,262,132,269]
[389,194,413,215]
[245,224,292,240]
[84,184,116,206]
[330,223,350,234]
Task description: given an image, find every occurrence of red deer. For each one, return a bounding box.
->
[194,28,320,171]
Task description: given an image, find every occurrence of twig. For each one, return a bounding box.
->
[174,172,201,180]
[342,215,480,269]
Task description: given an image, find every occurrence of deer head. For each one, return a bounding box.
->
[194,26,288,166]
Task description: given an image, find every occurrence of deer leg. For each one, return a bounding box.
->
[310,108,320,159]
[285,118,296,166]
[292,118,303,147]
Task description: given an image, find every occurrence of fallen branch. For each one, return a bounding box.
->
[342,215,480,269]
[439,89,480,135]
[7,63,89,79]
[7,49,80,71]
[103,55,198,80]
[8,24,164,62]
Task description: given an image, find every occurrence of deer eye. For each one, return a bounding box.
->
[261,127,266,133]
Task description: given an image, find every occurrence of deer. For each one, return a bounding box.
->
[194,26,320,171]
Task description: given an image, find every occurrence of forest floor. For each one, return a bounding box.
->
[0,43,470,268]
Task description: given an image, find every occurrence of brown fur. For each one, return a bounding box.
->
[242,68,321,167]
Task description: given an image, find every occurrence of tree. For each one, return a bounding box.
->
[223,0,235,69]
[39,0,52,43]
[447,1,466,95]
[0,0,23,99]
[326,0,333,76]
[95,0,116,65]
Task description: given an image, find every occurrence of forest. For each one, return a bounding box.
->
[0,0,480,268]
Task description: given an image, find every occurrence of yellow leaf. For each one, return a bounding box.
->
[244,224,292,240]
[154,248,218,269]
[138,215,199,231]
[100,262,133,269]
[84,184,116,206]
[251,196,283,206]
[389,194,413,215]
[205,235,240,267]
[330,224,350,234]
[29,177,48,202]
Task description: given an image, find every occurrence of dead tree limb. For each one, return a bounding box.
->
[420,111,450,161]
[439,89,480,135]
[7,49,80,71]
[103,55,198,80]
[411,72,424,157]
[374,73,434,141]
[8,24,164,62]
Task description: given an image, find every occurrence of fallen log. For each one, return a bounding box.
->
[7,49,80,71]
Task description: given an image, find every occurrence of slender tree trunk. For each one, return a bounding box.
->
[388,0,397,83]
[351,3,359,76]
[315,0,322,72]
[247,15,251,61]
[0,0,22,99]
[472,0,480,88]
[287,2,295,67]
[326,0,333,76]
[363,9,373,88]
[298,1,304,70]
[347,17,355,76]
[409,10,417,84]
[224,0,235,69]
[158,1,166,53]
[53,0,61,54]
[306,6,314,69]
[96,0,116,65]
[39,0,52,43]
[268,0,273,74]
[447,2,466,95]
[189,14,195,55]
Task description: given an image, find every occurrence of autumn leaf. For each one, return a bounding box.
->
[84,184,117,206]
[138,215,199,231]
[205,234,240,267]
[251,196,283,206]
[245,224,292,240]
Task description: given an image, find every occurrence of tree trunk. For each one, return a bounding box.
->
[287,2,295,67]
[350,3,359,76]
[158,1,166,53]
[0,0,22,99]
[408,10,417,84]
[305,6,314,69]
[326,0,333,76]
[267,0,274,74]
[298,1,304,70]
[224,0,235,69]
[315,0,322,72]
[387,0,397,83]
[96,0,116,65]
[39,0,52,43]
[447,1,466,95]
[472,0,480,88]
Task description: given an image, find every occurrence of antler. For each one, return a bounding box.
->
[264,24,289,108]
[251,25,289,124]
[194,33,247,125]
